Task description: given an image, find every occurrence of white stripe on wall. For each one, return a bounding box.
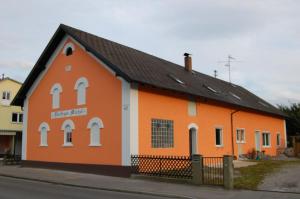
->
[130,84,139,155]
[120,77,131,166]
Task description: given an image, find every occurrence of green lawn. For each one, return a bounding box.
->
[234,160,300,190]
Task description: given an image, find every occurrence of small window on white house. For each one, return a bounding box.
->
[236,129,245,143]
[215,128,223,147]
[87,117,104,146]
[61,119,75,147]
[38,122,50,147]
[262,132,271,147]
[74,77,89,105]
[50,83,62,109]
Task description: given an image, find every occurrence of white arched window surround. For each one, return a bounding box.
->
[87,117,104,147]
[62,42,75,55]
[74,77,89,105]
[50,83,62,109]
[38,122,50,147]
[61,119,75,147]
[188,123,199,155]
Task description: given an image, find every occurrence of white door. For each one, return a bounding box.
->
[255,131,261,151]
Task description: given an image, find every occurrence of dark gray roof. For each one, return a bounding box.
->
[12,24,285,117]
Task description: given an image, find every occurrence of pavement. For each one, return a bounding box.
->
[0,175,164,199]
[259,163,300,193]
[0,165,299,199]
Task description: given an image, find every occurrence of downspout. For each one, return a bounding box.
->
[231,110,240,157]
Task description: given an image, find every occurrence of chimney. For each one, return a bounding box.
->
[1,74,4,80]
[184,53,192,72]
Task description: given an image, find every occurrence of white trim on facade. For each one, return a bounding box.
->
[87,117,104,129]
[119,77,131,166]
[62,42,75,55]
[61,119,75,130]
[38,122,50,147]
[188,123,199,130]
[87,117,104,147]
[284,120,287,147]
[188,123,199,154]
[21,98,28,160]
[130,84,139,155]
[74,77,89,89]
[50,83,63,94]
[38,122,50,131]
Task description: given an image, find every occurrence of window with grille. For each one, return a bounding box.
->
[151,119,174,148]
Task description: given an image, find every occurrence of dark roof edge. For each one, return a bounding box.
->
[11,25,66,106]
[60,24,132,82]
[11,24,133,106]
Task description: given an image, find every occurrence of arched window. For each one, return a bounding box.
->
[87,117,104,146]
[50,83,62,109]
[61,119,75,146]
[62,42,75,56]
[38,122,50,147]
[74,77,89,105]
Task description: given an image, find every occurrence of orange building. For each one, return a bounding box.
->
[12,24,286,176]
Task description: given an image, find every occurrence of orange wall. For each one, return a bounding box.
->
[138,86,285,157]
[27,38,122,165]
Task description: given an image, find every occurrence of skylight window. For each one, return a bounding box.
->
[229,92,241,100]
[203,85,217,93]
[259,101,269,107]
[168,74,185,85]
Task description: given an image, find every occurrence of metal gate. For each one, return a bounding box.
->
[202,157,224,185]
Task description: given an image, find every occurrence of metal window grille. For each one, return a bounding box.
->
[131,155,192,179]
[151,119,174,148]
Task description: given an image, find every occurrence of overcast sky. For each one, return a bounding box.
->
[0,0,299,105]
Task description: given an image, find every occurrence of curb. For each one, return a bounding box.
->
[0,174,193,199]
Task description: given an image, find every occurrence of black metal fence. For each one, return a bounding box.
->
[131,155,192,179]
[202,157,224,185]
[3,154,21,165]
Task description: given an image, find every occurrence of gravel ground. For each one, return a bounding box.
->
[258,162,300,193]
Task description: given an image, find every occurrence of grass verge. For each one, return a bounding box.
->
[234,160,300,190]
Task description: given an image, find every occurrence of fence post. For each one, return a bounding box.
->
[192,154,203,185]
[223,155,234,189]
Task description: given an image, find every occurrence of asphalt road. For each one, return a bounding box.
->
[0,176,169,199]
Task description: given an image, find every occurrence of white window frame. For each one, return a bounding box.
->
[276,133,281,147]
[62,42,75,55]
[262,132,271,148]
[215,127,223,147]
[2,91,11,100]
[74,77,89,105]
[11,112,23,123]
[236,128,246,144]
[50,83,62,109]
[61,119,75,147]
[38,122,50,147]
[87,117,104,147]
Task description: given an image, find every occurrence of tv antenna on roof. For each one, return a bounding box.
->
[218,55,241,83]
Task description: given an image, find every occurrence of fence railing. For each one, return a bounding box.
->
[3,154,21,165]
[131,155,192,179]
[202,157,224,185]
